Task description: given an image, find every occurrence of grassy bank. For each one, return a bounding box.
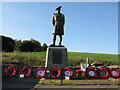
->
[2,52,119,66]
[68,52,119,66]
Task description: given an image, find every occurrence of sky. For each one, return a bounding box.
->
[1,2,118,54]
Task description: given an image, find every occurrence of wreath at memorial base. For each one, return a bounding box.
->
[98,68,109,79]
[50,67,61,78]
[36,67,46,78]
[76,69,85,77]
[5,66,17,77]
[109,68,119,79]
[63,67,73,77]
[19,66,31,77]
[86,68,97,79]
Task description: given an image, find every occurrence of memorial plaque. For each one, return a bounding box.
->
[45,47,68,67]
[52,50,62,64]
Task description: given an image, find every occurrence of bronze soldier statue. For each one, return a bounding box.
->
[51,6,65,46]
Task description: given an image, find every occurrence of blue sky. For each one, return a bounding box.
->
[2,2,118,54]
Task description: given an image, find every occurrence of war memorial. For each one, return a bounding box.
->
[45,6,68,68]
[2,5,120,89]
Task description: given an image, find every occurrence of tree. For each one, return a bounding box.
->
[14,39,22,51]
[30,38,41,46]
[19,40,35,52]
[1,35,15,52]
[42,43,47,51]
[30,39,42,52]
[1,35,44,52]
[19,39,42,52]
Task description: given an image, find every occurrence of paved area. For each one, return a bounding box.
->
[2,78,120,89]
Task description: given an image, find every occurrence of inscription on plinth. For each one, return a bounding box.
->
[45,47,68,68]
[53,50,62,64]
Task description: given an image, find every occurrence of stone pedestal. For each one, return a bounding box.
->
[45,47,68,68]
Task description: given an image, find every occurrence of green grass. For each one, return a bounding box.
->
[2,52,46,66]
[2,52,119,66]
[68,52,119,66]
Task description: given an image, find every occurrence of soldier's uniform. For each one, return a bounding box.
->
[50,6,65,46]
[52,12,65,35]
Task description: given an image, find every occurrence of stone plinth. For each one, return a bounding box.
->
[45,47,68,68]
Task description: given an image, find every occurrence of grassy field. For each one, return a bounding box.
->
[2,52,119,66]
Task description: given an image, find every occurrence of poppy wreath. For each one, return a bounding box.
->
[119,68,120,77]
[63,67,73,77]
[35,67,46,78]
[98,67,109,79]
[50,67,61,78]
[86,67,97,79]
[19,66,31,77]
[109,68,119,79]
[5,66,17,77]
[76,69,85,77]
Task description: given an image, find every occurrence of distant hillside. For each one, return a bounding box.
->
[2,52,119,66]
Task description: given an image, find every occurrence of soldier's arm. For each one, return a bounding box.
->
[63,15,65,25]
[52,14,55,25]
